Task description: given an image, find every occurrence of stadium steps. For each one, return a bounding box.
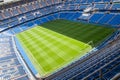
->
[70,49,120,80]
[82,54,120,80]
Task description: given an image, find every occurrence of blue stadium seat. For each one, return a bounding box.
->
[0,14,4,20]
[112,3,120,10]
[89,13,104,23]
[3,11,12,18]
[94,4,106,9]
[98,14,114,24]
[19,6,27,13]
[108,14,120,26]
[12,8,19,15]
[12,27,22,33]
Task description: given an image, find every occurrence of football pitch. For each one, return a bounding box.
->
[16,19,115,77]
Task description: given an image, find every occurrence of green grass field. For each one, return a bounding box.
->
[16,19,115,77]
[41,19,115,46]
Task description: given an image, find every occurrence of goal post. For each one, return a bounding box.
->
[87,41,94,47]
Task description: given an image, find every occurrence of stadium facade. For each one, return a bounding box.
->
[0,0,120,80]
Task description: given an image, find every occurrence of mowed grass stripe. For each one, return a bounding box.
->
[22,34,62,74]
[17,31,49,74]
[41,19,115,46]
[16,26,92,77]
[20,30,63,64]
[20,27,82,54]
[33,27,85,50]
[28,30,67,61]
[31,28,78,57]
[32,27,89,59]
[17,27,80,74]
[30,27,88,61]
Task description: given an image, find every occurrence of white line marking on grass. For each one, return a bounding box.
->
[17,26,92,77]
[35,27,86,50]
[17,32,47,76]
[28,30,66,59]
[21,29,67,75]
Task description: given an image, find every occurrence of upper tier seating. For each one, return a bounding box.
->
[0,0,63,20]
[112,3,120,9]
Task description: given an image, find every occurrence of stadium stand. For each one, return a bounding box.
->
[0,34,34,80]
[0,0,120,80]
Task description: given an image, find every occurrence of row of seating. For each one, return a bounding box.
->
[94,3,120,10]
[3,0,119,21]
[0,0,61,10]
[0,0,63,20]
[67,2,120,10]
[0,4,61,31]
[89,13,120,27]
[67,0,119,4]
[0,0,36,10]
[80,57,120,80]
[72,48,120,80]
[0,35,30,80]
[1,0,120,19]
